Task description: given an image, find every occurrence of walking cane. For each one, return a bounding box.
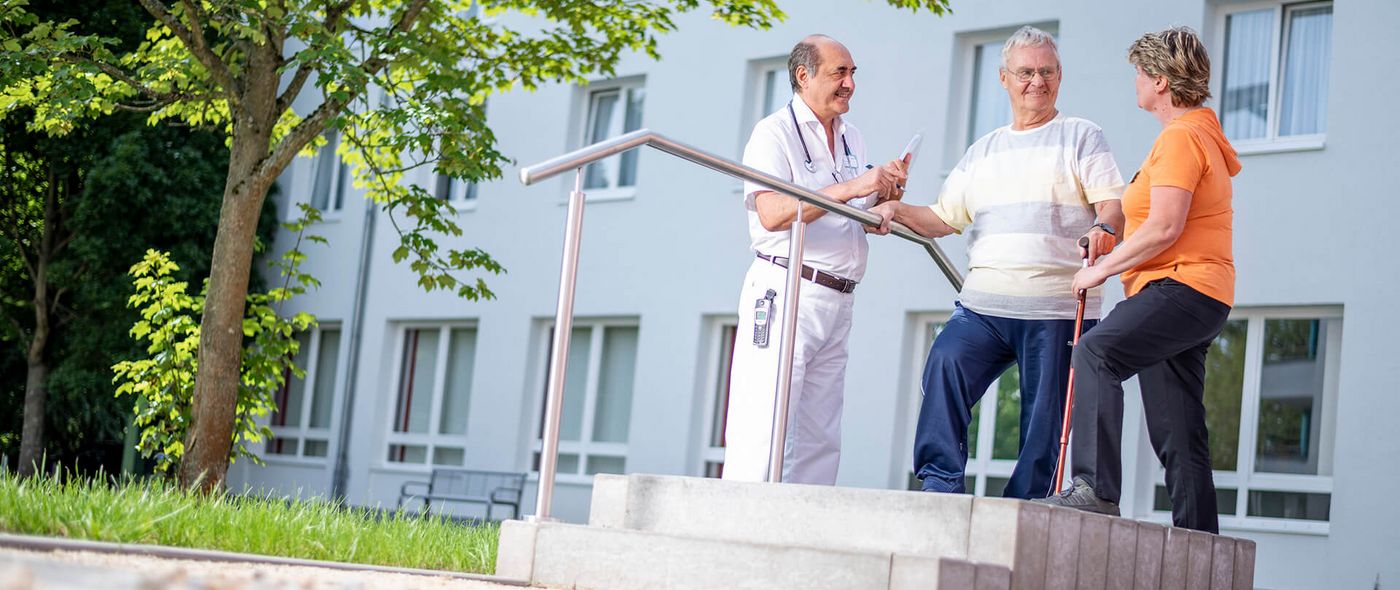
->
[1049,236,1092,497]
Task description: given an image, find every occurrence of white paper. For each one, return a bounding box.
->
[900,133,924,167]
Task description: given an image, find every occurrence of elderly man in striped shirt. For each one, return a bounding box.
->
[871,26,1125,499]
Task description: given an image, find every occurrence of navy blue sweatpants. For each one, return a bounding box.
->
[913,304,1095,499]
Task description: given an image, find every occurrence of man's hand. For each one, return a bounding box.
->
[867,201,898,235]
[1081,225,1116,265]
[851,159,906,202]
[876,153,913,204]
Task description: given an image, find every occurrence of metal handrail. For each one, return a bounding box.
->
[518,128,964,521]
[520,129,964,291]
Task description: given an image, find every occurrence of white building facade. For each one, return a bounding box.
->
[229,1,1400,588]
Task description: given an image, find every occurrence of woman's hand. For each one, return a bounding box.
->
[1072,264,1110,294]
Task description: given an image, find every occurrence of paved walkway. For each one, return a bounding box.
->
[0,547,521,589]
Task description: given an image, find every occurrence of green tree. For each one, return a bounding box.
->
[1,0,951,491]
[0,114,271,475]
[0,117,81,477]
[114,207,321,476]
[0,0,262,476]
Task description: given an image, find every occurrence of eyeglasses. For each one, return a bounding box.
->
[1006,67,1061,83]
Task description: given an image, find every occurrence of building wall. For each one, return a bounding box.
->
[229,1,1400,588]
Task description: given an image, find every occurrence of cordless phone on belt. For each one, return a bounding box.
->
[753,289,777,347]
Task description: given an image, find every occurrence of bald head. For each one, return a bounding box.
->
[788,34,857,124]
[788,34,844,93]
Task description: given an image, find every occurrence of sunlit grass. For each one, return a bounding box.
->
[0,470,498,573]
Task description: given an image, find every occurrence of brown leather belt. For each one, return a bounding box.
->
[756,252,858,294]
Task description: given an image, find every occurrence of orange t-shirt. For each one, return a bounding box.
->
[1120,108,1240,306]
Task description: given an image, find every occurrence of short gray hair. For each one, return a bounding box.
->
[1001,26,1059,68]
[788,35,828,92]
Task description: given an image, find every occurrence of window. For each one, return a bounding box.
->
[266,326,341,459]
[579,80,645,197]
[967,40,1012,147]
[431,98,484,206]
[952,25,1057,156]
[902,313,1023,495]
[698,320,739,478]
[1218,1,1332,148]
[753,58,789,126]
[1149,307,1341,531]
[385,325,478,466]
[532,319,640,480]
[310,130,349,213]
[434,173,478,204]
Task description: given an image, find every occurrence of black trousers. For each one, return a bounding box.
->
[1069,278,1230,533]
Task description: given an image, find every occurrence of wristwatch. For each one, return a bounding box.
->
[1090,222,1116,236]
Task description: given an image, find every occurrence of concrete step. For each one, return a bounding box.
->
[499,474,1255,590]
[587,473,974,560]
[497,519,1009,590]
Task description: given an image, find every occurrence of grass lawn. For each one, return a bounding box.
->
[0,470,499,574]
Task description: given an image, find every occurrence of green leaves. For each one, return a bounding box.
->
[112,205,326,476]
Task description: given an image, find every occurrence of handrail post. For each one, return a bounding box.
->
[531,167,586,522]
[767,201,806,483]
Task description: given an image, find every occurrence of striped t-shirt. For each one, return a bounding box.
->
[930,115,1125,320]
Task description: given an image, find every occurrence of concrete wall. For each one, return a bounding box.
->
[228,1,1400,588]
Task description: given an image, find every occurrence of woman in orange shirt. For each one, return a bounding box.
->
[1037,27,1240,534]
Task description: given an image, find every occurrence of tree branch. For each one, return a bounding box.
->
[61,54,220,111]
[256,0,430,186]
[50,286,68,318]
[113,94,218,112]
[358,0,430,77]
[275,0,357,117]
[340,125,474,286]
[136,0,239,102]
[3,314,30,350]
[60,55,184,104]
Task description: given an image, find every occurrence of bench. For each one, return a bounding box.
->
[397,468,527,521]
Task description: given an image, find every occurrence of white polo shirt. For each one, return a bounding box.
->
[742,93,872,282]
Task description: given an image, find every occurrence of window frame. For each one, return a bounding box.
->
[429,96,486,211]
[264,324,343,464]
[379,322,480,471]
[433,172,479,211]
[696,317,739,478]
[964,37,1012,150]
[749,57,789,132]
[1213,0,1332,154]
[529,317,641,484]
[944,23,1058,171]
[1144,306,1342,535]
[307,130,350,217]
[900,312,1021,495]
[573,78,646,202]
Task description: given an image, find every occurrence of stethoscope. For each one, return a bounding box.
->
[788,101,858,177]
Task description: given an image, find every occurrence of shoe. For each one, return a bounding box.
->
[1032,475,1120,517]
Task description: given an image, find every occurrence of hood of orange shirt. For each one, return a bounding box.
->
[1181,108,1242,177]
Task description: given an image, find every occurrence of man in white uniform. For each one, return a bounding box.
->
[722,34,906,484]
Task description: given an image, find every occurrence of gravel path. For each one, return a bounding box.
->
[0,547,523,590]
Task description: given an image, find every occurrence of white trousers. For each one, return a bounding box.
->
[722,260,854,485]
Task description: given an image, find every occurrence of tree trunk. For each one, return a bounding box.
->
[177,139,271,492]
[17,340,49,477]
[16,166,57,478]
[179,44,282,491]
